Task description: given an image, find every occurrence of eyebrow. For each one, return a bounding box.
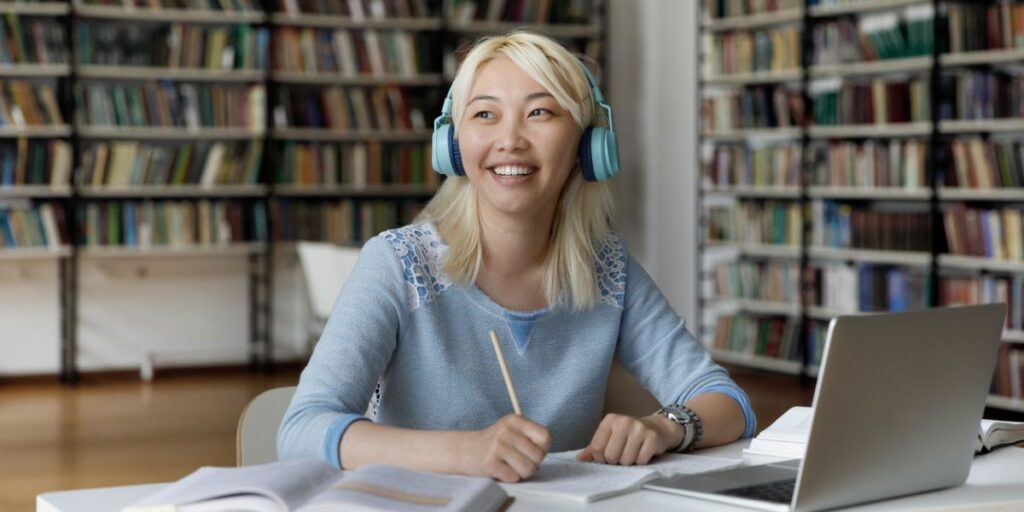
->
[467,92,554,105]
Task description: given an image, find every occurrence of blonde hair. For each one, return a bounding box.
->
[416,31,615,310]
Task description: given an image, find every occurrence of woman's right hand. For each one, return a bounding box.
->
[459,414,552,482]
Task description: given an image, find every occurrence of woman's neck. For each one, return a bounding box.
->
[478,208,553,278]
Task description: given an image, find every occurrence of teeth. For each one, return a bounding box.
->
[492,165,534,176]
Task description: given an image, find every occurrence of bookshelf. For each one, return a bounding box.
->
[699,0,1024,413]
[0,0,608,381]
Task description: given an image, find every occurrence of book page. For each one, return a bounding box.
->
[756,406,812,443]
[297,464,507,512]
[123,459,340,512]
[505,451,742,503]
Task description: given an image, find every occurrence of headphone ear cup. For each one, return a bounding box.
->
[578,127,597,182]
[431,122,455,176]
[578,126,620,181]
[448,124,465,177]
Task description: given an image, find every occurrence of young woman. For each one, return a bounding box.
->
[278,31,755,483]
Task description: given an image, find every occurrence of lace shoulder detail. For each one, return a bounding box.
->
[380,223,451,311]
[594,235,626,308]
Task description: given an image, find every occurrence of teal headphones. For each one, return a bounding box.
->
[431,61,620,182]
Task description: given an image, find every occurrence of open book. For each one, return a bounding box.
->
[978,419,1024,454]
[745,407,1024,458]
[505,450,742,503]
[123,459,509,512]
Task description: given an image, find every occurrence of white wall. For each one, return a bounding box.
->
[610,0,700,323]
[0,0,701,376]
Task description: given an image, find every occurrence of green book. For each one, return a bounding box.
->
[108,202,121,246]
[111,85,131,126]
[172,144,194,185]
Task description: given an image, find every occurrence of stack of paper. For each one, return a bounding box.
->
[742,406,813,458]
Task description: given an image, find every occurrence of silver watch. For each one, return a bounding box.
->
[656,404,704,453]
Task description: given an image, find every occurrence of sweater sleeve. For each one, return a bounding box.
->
[277,235,407,467]
[615,251,757,438]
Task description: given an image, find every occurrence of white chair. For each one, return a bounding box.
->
[236,386,297,466]
[296,241,362,357]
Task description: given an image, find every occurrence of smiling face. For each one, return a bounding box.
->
[457,56,582,223]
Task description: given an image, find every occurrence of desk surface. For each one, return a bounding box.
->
[37,441,1024,512]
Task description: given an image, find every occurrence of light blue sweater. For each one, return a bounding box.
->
[278,222,756,468]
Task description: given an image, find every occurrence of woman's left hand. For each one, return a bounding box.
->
[576,413,682,465]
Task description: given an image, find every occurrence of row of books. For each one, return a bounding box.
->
[0,202,67,249]
[77,23,268,71]
[941,71,1024,122]
[810,140,928,189]
[807,264,930,313]
[939,273,1024,331]
[0,15,67,65]
[945,1,1024,54]
[270,198,422,244]
[0,139,72,187]
[77,82,265,130]
[707,201,801,246]
[79,141,263,187]
[276,141,437,187]
[811,201,932,252]
[943,205,1024,260]
[78,200,268,247]
[993,345,1024,400]
[273,27,435,76]
[276,0,434,18]
[0,80,63,126]
[81,0,260,11]
[702,0,801,20]
[447,0,593,25]
[701,85,804,131]
[943,138,1024,190]
[703,27,800,77]
[711,260,800,303]
[812,7,934,65]
[712,314,801,363]
[811,78,929,125]
[702,143,801,188]
[274,85,427,131]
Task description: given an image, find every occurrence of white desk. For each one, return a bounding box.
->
[37,441,1024,512]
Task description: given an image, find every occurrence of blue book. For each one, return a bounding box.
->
[1,153,14,185]
[858,265,875,312]
[0,211,14,246]
[887,269,909,312]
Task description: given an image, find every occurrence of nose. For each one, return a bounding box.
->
[495,117,528,152]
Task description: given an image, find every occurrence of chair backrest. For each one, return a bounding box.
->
[236,386,297,466]
[296,242,362,320]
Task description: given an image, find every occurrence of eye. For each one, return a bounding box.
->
[473,111,495,120]
[528,108,552,117]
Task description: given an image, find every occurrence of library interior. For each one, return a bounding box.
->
[4,0,1024,510]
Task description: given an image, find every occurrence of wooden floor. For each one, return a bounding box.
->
[0,364,814,511]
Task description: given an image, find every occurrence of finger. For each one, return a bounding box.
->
[618,423,648,466]
[588,421,613,464]
[516,418,552,452]
[501,443,540,481]
[576,449,594,462]
[493,461,523,483]
[636,431,660,465]
[603,424,628,465]
[508,430,547,466]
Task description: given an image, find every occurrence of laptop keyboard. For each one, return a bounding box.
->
[721,479,796,504]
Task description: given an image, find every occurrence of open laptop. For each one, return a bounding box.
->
[645,304,1006,512]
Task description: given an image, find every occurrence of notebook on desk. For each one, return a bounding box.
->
[645,304,1007,512]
